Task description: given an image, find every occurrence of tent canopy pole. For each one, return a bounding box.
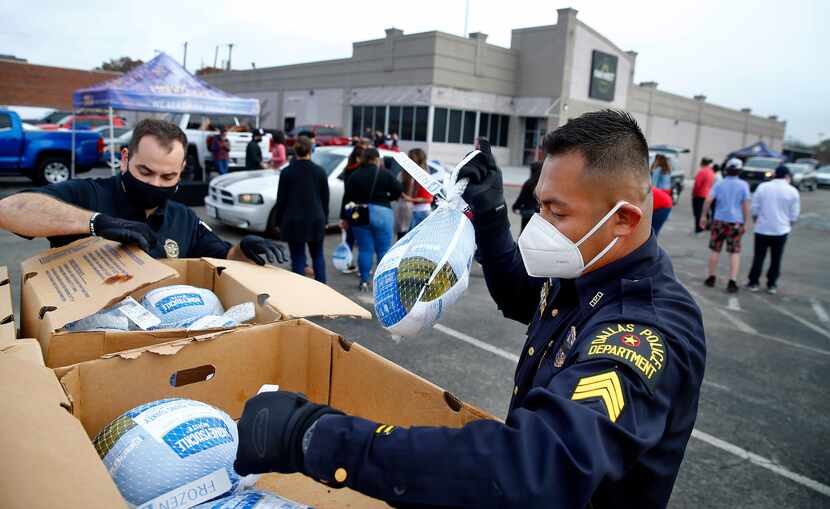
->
[108,106,116,175]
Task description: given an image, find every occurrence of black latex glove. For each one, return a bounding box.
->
[239,235,287,265]
[457,138,506,217]
[234,391,343,476]
[92,213,158,254]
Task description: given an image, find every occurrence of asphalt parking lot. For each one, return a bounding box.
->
[1,173,828,508]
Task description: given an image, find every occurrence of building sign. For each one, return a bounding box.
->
[589,50,618,102]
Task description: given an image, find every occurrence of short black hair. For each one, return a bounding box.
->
[364,148,380,161]
[542,109,649,187]
[128,119,188,158]
[294,135,313,157]
[701,157,713,166]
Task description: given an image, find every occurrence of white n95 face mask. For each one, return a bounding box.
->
[518,201,635,279]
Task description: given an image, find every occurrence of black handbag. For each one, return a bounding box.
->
[348,166,380,226]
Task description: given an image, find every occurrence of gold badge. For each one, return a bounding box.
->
[164,239,180,258]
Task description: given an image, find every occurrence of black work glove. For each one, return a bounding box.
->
[234,391,343,476]
[92,213,158,254]
[457,139,509,233]
[239,235,287,265]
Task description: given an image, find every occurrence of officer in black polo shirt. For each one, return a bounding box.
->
[231,111,706,508]
[0,119,285,265]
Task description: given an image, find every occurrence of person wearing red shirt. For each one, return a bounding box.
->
[406,148,433,228]
[692,158,714,234]
[652,187,673,235]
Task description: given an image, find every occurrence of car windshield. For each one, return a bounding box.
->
[786,164,807,174]
[746,158,780,169]
[817,166,830,174]
[311,152,347,176]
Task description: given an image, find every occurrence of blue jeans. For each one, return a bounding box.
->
[410,209,430,229]
[351,204,394,283]
[652,208,671,235]
[215,159,229,175]
[288,240,326,283]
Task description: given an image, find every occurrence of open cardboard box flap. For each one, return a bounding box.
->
[0,352,127,508]
[199,257,371,320]
[56,319,492,508]
[0,337,44,366]
[0,265,12,326]
[20,237,179,340]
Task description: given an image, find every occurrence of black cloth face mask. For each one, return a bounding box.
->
[121,165,179,211]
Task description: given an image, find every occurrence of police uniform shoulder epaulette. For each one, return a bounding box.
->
[574,322,667,394]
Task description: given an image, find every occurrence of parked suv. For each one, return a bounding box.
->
[740,156,783,190]
[786,163,817,192]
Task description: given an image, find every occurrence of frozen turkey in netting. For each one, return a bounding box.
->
[193,490,312,509]
[372,151,478,337]
[142,285,225,329]
[93,398,243,508]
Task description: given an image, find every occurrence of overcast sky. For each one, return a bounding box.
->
[2,0,826,143]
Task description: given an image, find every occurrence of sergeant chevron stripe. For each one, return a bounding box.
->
[571,371,625,422]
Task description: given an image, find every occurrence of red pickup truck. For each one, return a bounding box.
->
[286,125,350,147]
[39,114,128,131]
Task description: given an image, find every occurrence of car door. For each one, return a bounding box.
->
[0,112,23,169]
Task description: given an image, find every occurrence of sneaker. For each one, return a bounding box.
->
[704,276,716,288]
[358,282,370,293]
[726,280,739,293]
[746,284,760,292]
[342,264,358,274]
[767,286,778,295]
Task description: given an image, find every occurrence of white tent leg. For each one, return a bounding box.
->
[71,109,76,180]
[108,106,116,175]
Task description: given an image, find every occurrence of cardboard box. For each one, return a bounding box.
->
[54,319,492,508]
[0,337,128,508]
[0,265,15,342]
[20,237,371,367]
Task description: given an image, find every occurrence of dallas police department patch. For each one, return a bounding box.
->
[578,323,666,392]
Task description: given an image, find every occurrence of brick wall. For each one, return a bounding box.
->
[0,60,120,109]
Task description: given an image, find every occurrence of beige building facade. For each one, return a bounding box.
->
[204,8,785,174]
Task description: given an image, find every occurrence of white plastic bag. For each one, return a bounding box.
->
[332,230,353,272]
[373,152,480,337]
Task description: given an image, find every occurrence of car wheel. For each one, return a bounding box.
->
[36,156,71,185]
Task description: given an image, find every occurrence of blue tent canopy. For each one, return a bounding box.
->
[728,141,782,159]
[73,53,259,116]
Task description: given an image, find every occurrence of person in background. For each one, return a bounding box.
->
[651,187,673,235]
[512,161,542,232]
[713,163,723,182]
[407,148,433,229]
[394,170,414,240]
[746,165,800,294]
[210,127,230,176]
[340,148,402,291]
[692,158,714,235]
[270,130,287,168]
[245,129,266,170]
[297,130,317,153]
[650,154,672,191]
[389,132,400,152]
[373,131,386,148]
[273,136,329,283]
[700,158,751,293]
[338,146,364,274]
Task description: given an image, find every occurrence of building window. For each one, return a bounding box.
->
[433,107,448,142]
[479,113,490,140]
[374,106,386,135]
[498,115,510,147]
[489,114,500,146]
[351,107,362,137]
[401,106,414,140]
[448,110,463,143]
[463,111,476,144]
[415,106,428,141]
[388,106,401,136]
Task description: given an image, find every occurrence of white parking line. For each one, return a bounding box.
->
[432,322,830,499]
[691,429,830,498]
[715,308,758,334]
[755,296,830,340]
[811,298,830,323]
[727,296,742,311]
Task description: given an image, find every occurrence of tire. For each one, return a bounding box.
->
[35,156,71,185]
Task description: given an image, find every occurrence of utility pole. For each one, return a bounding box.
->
[464,0,470,37]
[182,41,188,69]
[213,45,219,68]
[226,43,235,71]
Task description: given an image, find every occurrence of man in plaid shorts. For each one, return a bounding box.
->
[699,158,751,293]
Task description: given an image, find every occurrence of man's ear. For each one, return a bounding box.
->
[612,203,644,237]
[119,148,129,173]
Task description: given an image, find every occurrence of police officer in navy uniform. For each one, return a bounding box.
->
[0,119,286,265]
[232,110,706,508]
